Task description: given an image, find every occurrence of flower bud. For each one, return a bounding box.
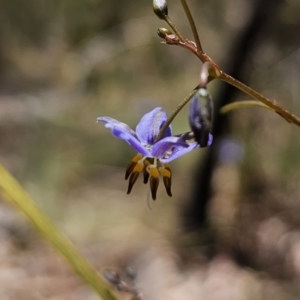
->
[153,0,168,20]
[157,27,172,39]
[189,88,213,147]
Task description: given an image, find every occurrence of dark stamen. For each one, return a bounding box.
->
[150,177,159,200]
[163,176,172,197]
[125,161,136,180]
[127,172,140,194]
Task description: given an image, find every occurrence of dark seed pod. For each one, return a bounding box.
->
[153,0,168,20]
[189,88,213,147]
[157,27,172,39]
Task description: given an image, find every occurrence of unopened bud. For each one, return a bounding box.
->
[189,88,214,147]
[157,27,172,39]
[153,0,168,20]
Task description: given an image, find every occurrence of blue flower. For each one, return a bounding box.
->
[97,107,213,200]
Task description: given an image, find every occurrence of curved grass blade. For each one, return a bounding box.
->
[0,163,120,300]
[220,100,273,114]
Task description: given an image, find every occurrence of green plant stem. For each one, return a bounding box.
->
[156,89,196,142]
[164,15,186,42]
[180,0,203,52]
[0,163,119,300]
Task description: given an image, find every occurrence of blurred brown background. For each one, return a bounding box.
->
[0,0,300,299]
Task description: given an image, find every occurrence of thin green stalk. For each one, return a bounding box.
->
[156,89,197,142]
[164,15,186,42]
[220,100,273,114]
[0,163,119,300]
[180,0,203,52]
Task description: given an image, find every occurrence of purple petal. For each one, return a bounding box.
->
[151,136,189,158]
[98,116,136,134]
[160,134,213,163]
[136,107,171,146]
[97,116,151,156]
[159,142,198,163]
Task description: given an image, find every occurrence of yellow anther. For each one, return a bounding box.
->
[148,165,159,178]
[132,153,143,163]
[159,167,171,178]
[132,162,144,173]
